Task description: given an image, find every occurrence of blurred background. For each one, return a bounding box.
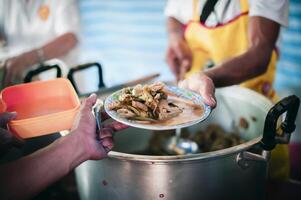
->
[1,0,300,95]
[0,0,172,93]
[1,0,301,199]
[78,0,172,88]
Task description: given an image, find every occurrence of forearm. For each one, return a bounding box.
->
[41,32,78,61]
[0,131,86,200]
[16,32,78,67]
[204,16,279,88]
[204,44,273,87]
[167,17,185,40]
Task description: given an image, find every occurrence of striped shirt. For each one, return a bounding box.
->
[275,0,301,90]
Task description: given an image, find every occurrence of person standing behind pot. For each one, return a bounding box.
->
[165,0,289,180]
[0,0,80,87]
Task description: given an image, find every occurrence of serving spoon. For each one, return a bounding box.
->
[164,128,199,155]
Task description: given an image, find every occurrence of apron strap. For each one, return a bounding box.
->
[193,0,219,23]
[239,0,249,13]
[192,0,199,22]
[193,0,249,22]
[200,0,219,23]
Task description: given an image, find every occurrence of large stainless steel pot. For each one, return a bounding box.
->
[75,86,299,200]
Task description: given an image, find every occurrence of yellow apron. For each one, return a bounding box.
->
[184,0,289,180]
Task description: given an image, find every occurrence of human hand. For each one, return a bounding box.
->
[166,36,192,82]
[0,112,24,155]
[4,54,29,86]
[179,72,217,108]
[71,94,128,160]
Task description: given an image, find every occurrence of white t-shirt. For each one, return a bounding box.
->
[165,0,288,27]
[0,0,80,66]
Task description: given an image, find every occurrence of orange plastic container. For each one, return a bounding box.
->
[0,78,80,138]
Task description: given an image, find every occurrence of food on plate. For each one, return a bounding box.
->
[108,82,183,121]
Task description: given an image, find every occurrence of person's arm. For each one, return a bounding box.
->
[0,133,86,200]
[0,94,128,200]
[167,17,185,39]
[166,17,192,81]
[179,16,280,107]
[4,32,78,86]
[204,16,279,87]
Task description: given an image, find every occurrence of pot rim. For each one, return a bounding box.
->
[108,137,262,163]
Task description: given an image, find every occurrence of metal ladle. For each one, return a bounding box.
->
[164,128,199,155]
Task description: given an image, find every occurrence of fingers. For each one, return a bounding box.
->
[167,41,192,82]
[179,59,191,81]
[201,87,216,108]
[173,40,192,63]
[200,76,216,108]
[95,122,128,151]
[178,74,217,108]
[100,111,110,121]
[104,121,129,132]
[0,112,17,128]
[173,42,185,60]
[178,79,188,89]
[0,112,23,148]
[0,128,13,145]
[95,122,128,152]
[101,137,114,152]
[98,128,114,152]
[10,134,24,147]
[0,128,24,147]
[99,128,113,139]
[166,48,180,81]
[94,112,110,126]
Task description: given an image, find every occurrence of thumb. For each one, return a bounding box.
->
[0,128,24,147]
[81,93,97,112]
[200,79,216,108]
[0,112,17,128]
[202,92,216,108]
[173,44,185,60]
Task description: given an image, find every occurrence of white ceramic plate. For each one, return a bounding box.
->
[104,85,211,130]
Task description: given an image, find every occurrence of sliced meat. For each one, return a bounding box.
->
[109,82,182,121]
[127,105,141,116]
[118,93,132,102]
[132,84,143,97]
[132,101,148,112]
[158,110,181,120]
[149,82,165,92]
[157,99,182,120]
[157,99,169,113]
[108,101,122,110]
[117,108,136,118]
[154,93,161,100]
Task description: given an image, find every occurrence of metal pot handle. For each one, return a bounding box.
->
[24,63,62,83]
[67,62,105,95]
[236,95,300,169]
[261,95,300,151]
